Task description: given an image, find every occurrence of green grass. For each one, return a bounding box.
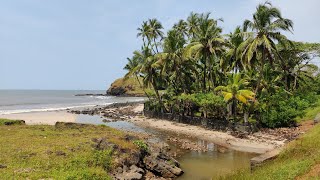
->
[297,97,320,123]
[0,118,25,126]
[219,123,320,180]
[0,122,137,179]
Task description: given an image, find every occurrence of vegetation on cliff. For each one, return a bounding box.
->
[107,77,146,96]
[123,1,320,128]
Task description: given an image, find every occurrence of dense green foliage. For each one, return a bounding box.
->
[124,1,320,128]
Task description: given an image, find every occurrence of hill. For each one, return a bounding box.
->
[107,77,145,97]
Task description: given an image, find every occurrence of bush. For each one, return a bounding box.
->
[133,140,148,152]
[192,93,226,118]
[259,90,313,128]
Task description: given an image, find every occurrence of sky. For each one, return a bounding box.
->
[0,0,319,90]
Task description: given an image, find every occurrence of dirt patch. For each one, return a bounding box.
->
[296,163,320,179]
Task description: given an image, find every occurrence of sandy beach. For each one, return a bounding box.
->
[0,111,77,125]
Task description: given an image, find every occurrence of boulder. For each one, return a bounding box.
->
[143,153,183,178]
[115,165,145,180]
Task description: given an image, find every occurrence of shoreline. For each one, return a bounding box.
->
[0,102,308,154]
[69,102,312,154]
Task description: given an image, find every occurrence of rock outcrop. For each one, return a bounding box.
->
[55,122,183,179]
[106,77,145,97]
[89,135,183,179]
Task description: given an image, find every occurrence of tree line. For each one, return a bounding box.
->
[124,1,320,128]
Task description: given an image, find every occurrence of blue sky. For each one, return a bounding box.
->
[0,0,319,90]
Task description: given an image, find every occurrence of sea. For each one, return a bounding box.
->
[0,90,145,115]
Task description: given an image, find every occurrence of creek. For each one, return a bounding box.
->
[76,114,256,179]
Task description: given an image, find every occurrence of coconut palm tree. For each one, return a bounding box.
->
[153,29,187,94]
[124,47,154,99]
[215,73,255,122]
[238,1,293,94]
[137,21,151,47]
[187,12,199,39]
[148,18,164,53]
[173,20,188,37]
[184,13,226,91]
[226,26,245,73]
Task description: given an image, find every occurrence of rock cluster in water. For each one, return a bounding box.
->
[69,102,143,122]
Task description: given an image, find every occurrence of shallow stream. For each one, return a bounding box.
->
[75,114,256,179]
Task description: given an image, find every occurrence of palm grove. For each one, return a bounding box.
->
[124,2,320,128]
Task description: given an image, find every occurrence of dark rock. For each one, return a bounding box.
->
[75,94,107,96]
[115,165,145,180]
[91,138,119,151]
[0,164,7,168]
[143,153,183,178]
[107,86,127,96]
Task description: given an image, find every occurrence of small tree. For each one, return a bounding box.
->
[215,74,255,123]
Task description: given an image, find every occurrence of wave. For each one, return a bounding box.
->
[0,97,146,115]
[91,96,112,100]
[0,103,113,115]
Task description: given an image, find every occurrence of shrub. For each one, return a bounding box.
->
[259,90,312,128]
[193,93,226,118]
[133,140,148,151]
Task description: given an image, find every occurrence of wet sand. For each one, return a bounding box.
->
[131,115,281,154]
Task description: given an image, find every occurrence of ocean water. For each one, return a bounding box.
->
[0,90,145,115]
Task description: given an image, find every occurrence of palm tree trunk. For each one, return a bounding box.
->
[255,48,265,95]
[232,99,237,122]
[151,80,163,110]
[153,38,159,53]
[244,111,249,124]
[135,74,150,99]
[203,60,207,92]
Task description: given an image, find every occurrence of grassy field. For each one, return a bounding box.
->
[0,119,137,179]
[220,100,320,180]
